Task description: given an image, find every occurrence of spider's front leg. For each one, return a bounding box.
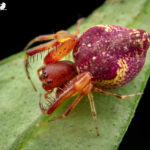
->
[24,19,83,91]
[25,32,77,91]
[39,72,92,115]
[24,18,84,51]
[39,71,100,135]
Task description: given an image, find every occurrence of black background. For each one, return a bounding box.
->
[0,0,149,149]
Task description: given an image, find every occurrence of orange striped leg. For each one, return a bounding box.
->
[94,87,143,99]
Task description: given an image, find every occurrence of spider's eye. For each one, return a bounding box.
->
[43,74,48,79]
[47,80,53,84]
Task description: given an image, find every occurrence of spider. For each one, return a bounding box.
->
[24,19,150,135]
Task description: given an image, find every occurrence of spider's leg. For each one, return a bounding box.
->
[49,91,85,121]
[24,18,83,91]
[74,18,84,36]
[25,40,59,91]
[25,32,76,91]
[23,34,56,50]
[88,92,99,136]
[49,82,93,121]
[94,87,143,99]
[39,72,92,115]
[23,30,74,50]
[44,35,76,65]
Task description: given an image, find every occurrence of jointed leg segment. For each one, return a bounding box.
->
[23,34,56,51]
[24,31,77,91]
[38,71,101,135]
[74,18,84,36]
[50,92,85,121]
[94,87,143,99]
[39,76,142,135]
[24,19,84,91]
[39,72,92,117]
[88,92,99,136]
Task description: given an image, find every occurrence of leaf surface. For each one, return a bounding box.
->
[0,0,150,150]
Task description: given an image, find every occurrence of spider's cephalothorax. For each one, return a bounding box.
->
[24,19,150,135]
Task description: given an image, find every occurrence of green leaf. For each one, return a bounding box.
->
[0,0,150,150]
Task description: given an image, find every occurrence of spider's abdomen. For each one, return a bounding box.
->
[73,25,150,89]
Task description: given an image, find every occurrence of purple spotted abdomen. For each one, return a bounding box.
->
[73,25,150,89]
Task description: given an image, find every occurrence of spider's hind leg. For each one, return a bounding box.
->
[94,87,143,99]
[88,92,100,136]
